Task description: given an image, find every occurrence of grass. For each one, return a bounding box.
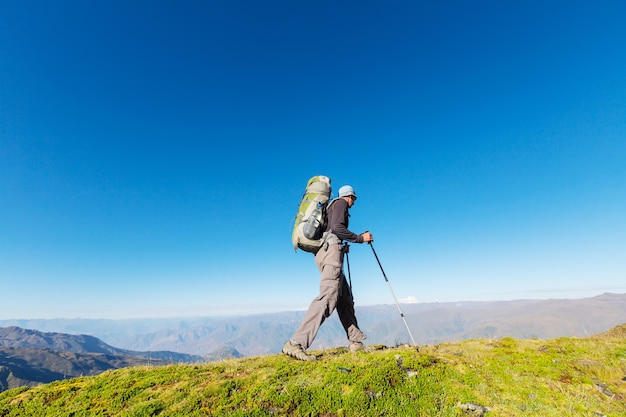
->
[0,325,624,416]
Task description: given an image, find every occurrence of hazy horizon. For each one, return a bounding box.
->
[2,291,623,321]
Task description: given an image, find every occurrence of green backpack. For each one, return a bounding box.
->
[292,175,332,253]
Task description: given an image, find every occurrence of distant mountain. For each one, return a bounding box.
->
[0,346,167,392]
[2,293,625,358]
[0,327,204,363]
[84,293,626,356]
[372,292,626,344]
[205,345,244,361]
[0,327,206,392]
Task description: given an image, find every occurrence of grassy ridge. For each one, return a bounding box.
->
[0,325,624,416]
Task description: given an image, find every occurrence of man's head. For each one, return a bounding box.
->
[338,185,357,207]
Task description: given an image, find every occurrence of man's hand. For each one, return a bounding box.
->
[361,231,374,242]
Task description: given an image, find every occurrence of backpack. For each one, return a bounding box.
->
[292,175,332,253]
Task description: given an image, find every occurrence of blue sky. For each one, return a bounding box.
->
[1,1,625,319]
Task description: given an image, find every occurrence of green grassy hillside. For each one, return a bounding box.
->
[1,325,624,416]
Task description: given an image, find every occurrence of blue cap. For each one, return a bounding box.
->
[338,185,357,198]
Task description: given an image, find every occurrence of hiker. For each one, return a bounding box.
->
[283,185,374,361]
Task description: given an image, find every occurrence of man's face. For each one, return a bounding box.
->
[347,195,357,208]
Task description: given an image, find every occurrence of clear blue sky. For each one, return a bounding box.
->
[1,1,625,319]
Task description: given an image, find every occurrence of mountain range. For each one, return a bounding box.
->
[2,293,625,357]
[0,326,204,392]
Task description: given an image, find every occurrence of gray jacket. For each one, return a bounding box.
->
[325,198,363,243]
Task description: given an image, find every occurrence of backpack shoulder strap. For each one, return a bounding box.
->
[327,197,340,210]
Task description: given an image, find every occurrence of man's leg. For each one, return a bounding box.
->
[336,272,366,344]
[289,240,343,350]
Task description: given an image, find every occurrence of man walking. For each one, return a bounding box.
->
[283,185,374,361]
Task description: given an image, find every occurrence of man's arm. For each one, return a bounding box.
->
[329,199,364,243]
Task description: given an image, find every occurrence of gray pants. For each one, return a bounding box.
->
[291,235,366,349]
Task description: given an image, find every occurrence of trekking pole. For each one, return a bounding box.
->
[369,242,418,347]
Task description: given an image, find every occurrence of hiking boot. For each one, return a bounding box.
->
[349,342,365,352]
[282,341,316,361]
